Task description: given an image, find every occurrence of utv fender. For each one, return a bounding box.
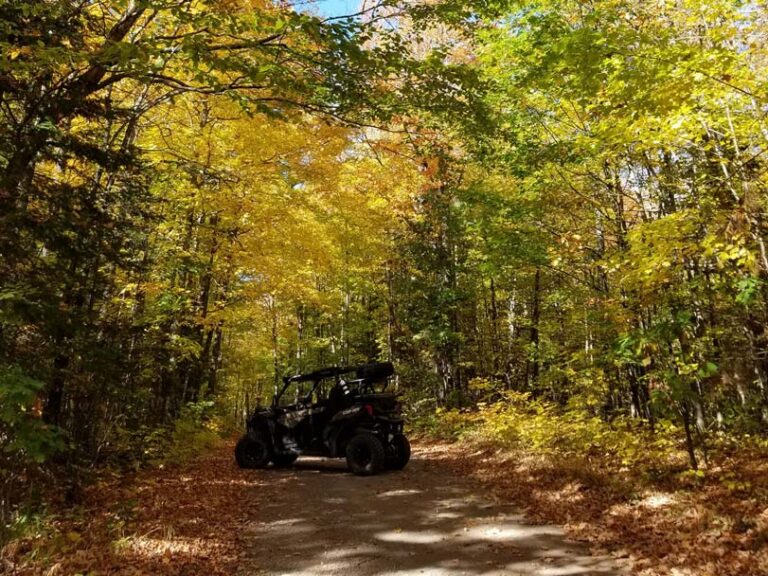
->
[247,417,272,445]
[327,423,376,457]
[336,425,382,457]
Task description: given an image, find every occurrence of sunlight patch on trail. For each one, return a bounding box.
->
[376,489,423,498]
[462,522,563,541]
[375,529,446,544]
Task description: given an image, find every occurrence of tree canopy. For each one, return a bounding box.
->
[2,0,768,557]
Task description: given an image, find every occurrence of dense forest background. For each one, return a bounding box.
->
[2,0,768,548]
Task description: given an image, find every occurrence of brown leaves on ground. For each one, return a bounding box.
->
[2,440,277,576]
[4,439,767,576]
[421,440,768,576]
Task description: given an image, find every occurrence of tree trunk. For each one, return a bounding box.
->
[529,268,541,389]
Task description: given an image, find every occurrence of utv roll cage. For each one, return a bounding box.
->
[273,362,395,406]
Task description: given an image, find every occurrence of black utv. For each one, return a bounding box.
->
[235,362,410,475]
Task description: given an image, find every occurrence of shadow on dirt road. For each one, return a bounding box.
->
[238,447,625,576]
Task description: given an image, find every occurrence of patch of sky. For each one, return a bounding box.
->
[291,0,362,19]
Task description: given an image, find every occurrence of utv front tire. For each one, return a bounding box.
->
[272,453,298,467]
[235,435,270,469]
[346,433,386,476]
[387,434,411,470]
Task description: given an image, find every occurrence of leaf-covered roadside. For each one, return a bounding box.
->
[418,418,768,576]
[1,439,271,576]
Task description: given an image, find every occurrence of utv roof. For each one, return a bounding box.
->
[285,362,394,383]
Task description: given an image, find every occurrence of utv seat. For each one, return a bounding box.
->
[325,383,350,414]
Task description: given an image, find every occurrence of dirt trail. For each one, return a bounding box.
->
[4,443,626,576]
[238,446,624,576]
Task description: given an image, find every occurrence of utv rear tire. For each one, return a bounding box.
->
[235,435,270,469]
[272,453,298,467]
[388,434,411,470]
[346,433,386,476]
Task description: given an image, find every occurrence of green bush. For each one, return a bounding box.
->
[105,401,227,467]
[163,401,222,465]
[410,407,481,441]
[425,391,680,472]
[0,366,65,543]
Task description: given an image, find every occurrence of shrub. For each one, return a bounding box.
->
[163,401,222,465]
[427,391,681,473]
[0,366,65,543]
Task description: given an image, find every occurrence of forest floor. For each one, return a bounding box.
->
[424,439,768,576]
[3,441,627,576]
[3,439,767,576]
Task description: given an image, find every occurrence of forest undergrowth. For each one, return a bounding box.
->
[416,397,768,576]
[1,438,259,576]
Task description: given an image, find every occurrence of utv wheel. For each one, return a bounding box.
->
[388,434,411,470]
[272,453,298,467]
[346,433,386,476]
[235,435,270,469]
